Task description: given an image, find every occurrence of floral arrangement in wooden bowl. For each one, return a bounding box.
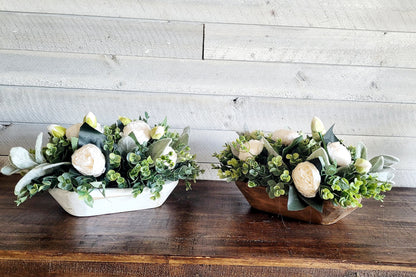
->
[1,112,203,217]
[213,117,399,225]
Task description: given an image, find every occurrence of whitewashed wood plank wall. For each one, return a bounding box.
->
[0,1,415,187]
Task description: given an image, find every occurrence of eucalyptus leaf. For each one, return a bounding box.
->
[261,137,279,157]
[9,147,38,169]
[118,136,137,155]
[78,123,107,150]
[369,156,384,173]
[35,133,46,164]
[287,185,308,211]
[148,138,172,161]
[307,147,330,167]
[14,162,71,195]
[323,124,340,144]
[355,142,367,160]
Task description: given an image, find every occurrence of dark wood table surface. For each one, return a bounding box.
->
[0,175,415,276]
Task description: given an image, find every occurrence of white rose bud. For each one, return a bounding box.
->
[150,126,165,140]
[354,158,372,174]
[48,124,66,138]
[161,146,177,169]
[83,112,98,128]
[311,116,326,141]
[271,129,299,146]
[292,161,321,198]
[119,116,132,126]
[71,144,106,177]
[238,139,264,161]
[327,141,352,167]
[123,121,151,144]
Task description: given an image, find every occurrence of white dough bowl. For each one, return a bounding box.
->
[48,180,179,217]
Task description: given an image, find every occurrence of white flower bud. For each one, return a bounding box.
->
[123,121,151,144]
[311,116,326,141]
[150,126,165,140]
[71,144,106,177]
[83,112,98,128]
[327,142,352,167]
[292,161,321,198]
[354,158,372,174]
[271,129,299,146]
[47,124,66,138]
[237,139,264,161]
[161,146,177,168]
[119,116,132,126]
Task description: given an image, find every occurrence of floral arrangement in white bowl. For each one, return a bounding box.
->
[1,112,203,216]
[213,117,399,224]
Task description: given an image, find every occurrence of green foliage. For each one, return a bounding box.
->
[10,113,203,207]
[213,124,398,211]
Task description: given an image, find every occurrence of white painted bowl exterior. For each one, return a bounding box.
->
[48,180,178,217]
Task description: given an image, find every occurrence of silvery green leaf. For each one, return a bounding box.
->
[307,147,330,167]
[380,155,400,167]
[9,147,38,169]
[369,156,384,173]
[355,142,367,160]
[172,127,190,150]
[0,164,20,175]
[117,136,137,154]
[372,169,394,182]
[14,162,71,195]
[148,138,172,160]
[261,137,279,157]
[35,133,46,164]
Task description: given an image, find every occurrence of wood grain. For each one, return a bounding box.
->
[1,0,415,32]
[205,23,416,68]
[0,175,415,276]
[1,86,415,137]
[1,49,416,103]
[0,12,203,59]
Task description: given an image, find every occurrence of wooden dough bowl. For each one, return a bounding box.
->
[235,181,359,225]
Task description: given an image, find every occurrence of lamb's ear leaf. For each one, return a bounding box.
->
[172,127,190,151]
[148,138,172,160]
[1,164,20,175]
[14,162,71,195]
[117,136,137,155]
[261,137,279,157]
[35,133,46,164]
[355,142,367,160]
[307,147,330,167]
[369,156,384,173]
[9,147,38,169]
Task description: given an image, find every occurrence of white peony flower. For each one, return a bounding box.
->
[237,139,264,161]
[311,116,326,141]
[354,158,372,174]
[161,146,177,168]
[71,144,106,177]
[122,120,151,144]
[150,125,165,140]
[292,161,321,198]
[271,129,299,146]
[48,124,66,138]
[327,141,352,167]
